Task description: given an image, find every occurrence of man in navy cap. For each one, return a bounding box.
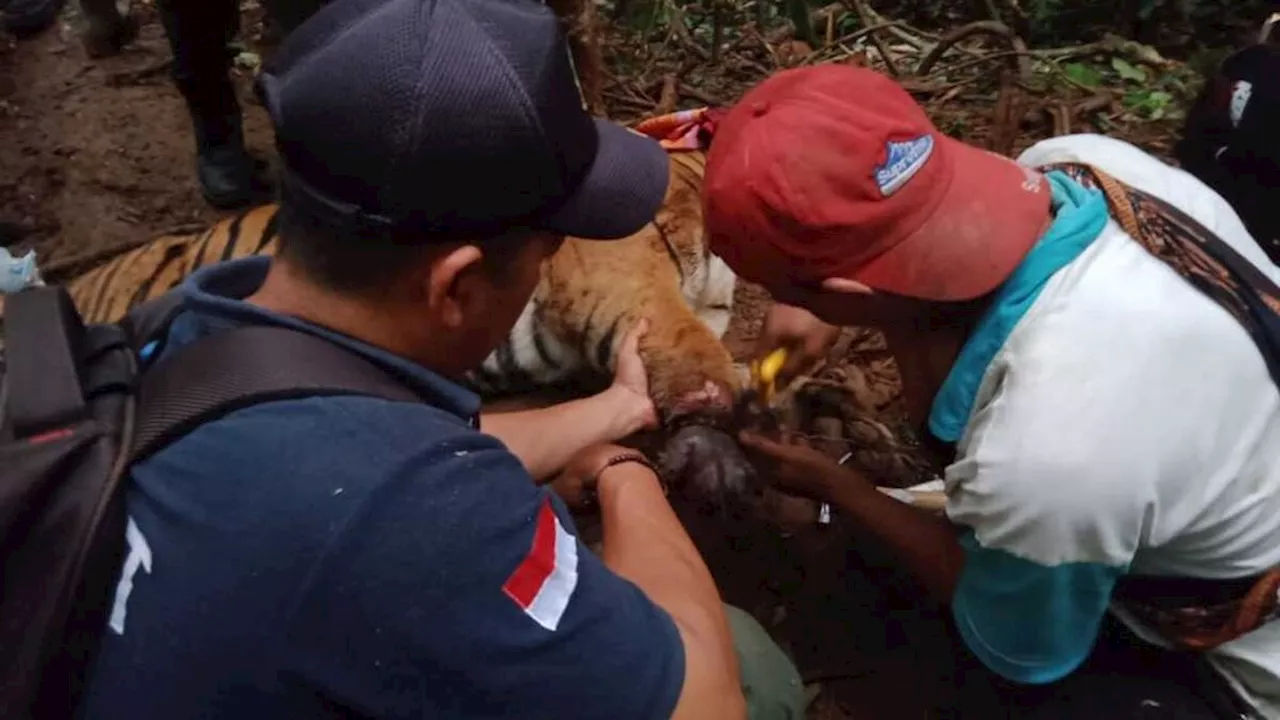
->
[76,0,805,717]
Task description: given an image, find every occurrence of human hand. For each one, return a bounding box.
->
[754,303,842,387]
[605,318,659,436]
[737,429,857,501]
[551,443,657,511]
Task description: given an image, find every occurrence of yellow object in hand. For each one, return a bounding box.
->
[750,347,789,404]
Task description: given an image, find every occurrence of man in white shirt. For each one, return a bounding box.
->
[701,64,1280,719]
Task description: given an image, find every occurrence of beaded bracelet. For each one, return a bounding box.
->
[581,453,666,510]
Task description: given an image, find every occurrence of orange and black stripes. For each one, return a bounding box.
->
[13,149,726,406]
[64,205,283,325]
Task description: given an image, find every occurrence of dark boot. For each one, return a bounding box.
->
[188,102,271,210]
[78,0,139,58]
[157,0,270,209]
[2,0,66,37]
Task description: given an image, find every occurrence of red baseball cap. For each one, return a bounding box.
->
[703,65,1051,301]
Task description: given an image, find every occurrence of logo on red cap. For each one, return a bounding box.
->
[874,134,935,197]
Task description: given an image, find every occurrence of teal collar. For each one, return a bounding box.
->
[927,170,1110,444]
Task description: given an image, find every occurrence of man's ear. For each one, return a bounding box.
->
[820,276,876,295]
[425,244,485,329]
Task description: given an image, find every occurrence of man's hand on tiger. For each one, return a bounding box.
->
[738,429,859,502]
[755,303,843,386]
[480,319,657,482]
[605,317,659,437]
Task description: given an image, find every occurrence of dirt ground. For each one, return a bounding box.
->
[0,2,1221,718]
[0,2,276,268]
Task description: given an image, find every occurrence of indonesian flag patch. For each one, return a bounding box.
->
[503,497,580,631]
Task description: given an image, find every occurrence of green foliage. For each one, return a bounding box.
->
[1017,0,1271,48]
[1110,58,1147,83]
[1123,88,1173,119]
[1062,62,1103,88]
[940,116,969,137]
[1056,51,1197,123]
[836,11,859,36]
[1025,0,1064,35]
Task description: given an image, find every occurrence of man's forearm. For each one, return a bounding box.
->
[480,387,636,482]
[597,465,746,720]
[824,468,966,601]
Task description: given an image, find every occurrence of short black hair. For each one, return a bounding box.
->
[275,201,529,296]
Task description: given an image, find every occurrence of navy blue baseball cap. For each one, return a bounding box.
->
[255,0,670,241]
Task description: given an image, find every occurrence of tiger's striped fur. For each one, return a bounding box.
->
[13,151,742,420]
[57,205,284,325]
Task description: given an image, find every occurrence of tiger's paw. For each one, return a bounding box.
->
[665,379,734,420]
[657,423,761,518]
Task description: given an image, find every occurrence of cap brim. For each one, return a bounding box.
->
[846,135,1051,301]
[539,118,671,240]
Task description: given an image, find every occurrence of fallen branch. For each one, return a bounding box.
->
[547,0,607,115]
[849,0,901,76]
[1047,103,1072,136]
[655,73,678,114]
[765,2,845,44]
[796,21,907,66]
[856,3,943,46]
[988,71,1021,156]
[916,20,1031,82]
[665,0,711,61]
[1030,34,1174,68]
[1029,92,1114,136]
[914,48,1025,82]
[601,90,655,114]
[680,84,727,107]
[1000,0,1032,40]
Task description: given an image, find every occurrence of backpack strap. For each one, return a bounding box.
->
[2,286,90,439]
[130,324,427,465]
[1044,162,1280,652]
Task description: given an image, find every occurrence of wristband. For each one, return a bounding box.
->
[582,453,665,511]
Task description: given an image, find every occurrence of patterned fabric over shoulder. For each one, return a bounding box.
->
[1043,161,1280,652]
[1046,162,1280,389]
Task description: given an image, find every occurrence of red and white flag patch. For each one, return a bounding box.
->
[503,497,580,631]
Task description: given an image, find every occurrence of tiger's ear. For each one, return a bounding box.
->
[426,244,486,327]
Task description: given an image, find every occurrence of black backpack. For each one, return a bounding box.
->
[0,285,423,720]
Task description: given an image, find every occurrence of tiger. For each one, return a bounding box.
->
[14,150,747,435]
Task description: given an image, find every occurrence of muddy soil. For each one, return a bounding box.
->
[0,2,275,268]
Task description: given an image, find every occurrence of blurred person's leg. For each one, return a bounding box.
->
[155,0,268,209]
[78,0,139,58]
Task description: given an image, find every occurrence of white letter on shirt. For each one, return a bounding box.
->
[107,516,152,636]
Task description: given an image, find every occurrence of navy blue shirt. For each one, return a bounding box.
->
[79,257,684,719]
